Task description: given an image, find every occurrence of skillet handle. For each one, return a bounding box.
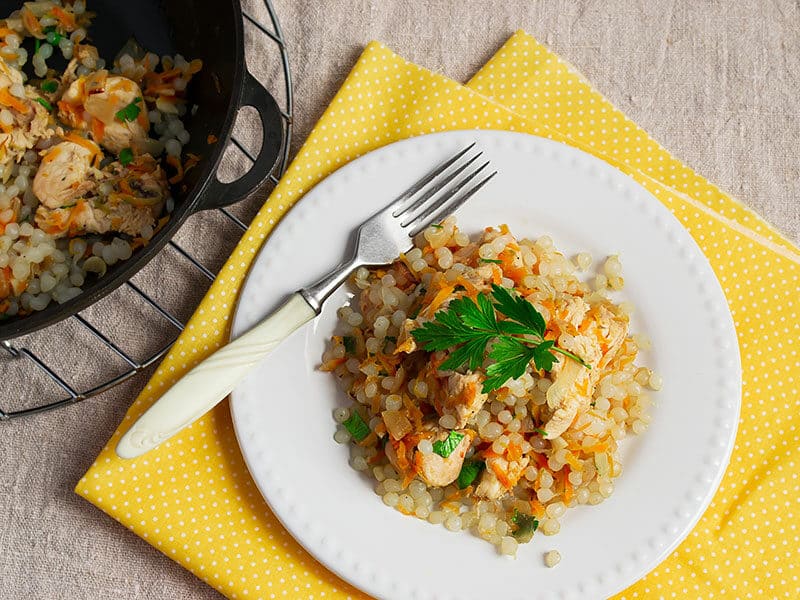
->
[195,71,284,210]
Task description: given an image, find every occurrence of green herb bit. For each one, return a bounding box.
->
[342,336,356,355]
[511,509,539,543]
[35,98,52,111]
[115,97,142,122]
[456,459,484,489]
[430,223,443,229]
[342,410,370,442]
[533,428,548,437]
[479,258,503,264]
[34,38,40,53]
[41,80,58,93]
[431,431,465,458]
[411,284,589,393]
[119,148,134,166]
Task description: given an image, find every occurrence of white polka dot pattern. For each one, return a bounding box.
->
[76,33,798,600]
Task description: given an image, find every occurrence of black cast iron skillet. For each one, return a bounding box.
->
[0,0,283,341]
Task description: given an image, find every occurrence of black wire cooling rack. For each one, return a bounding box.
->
[0,0,292,419]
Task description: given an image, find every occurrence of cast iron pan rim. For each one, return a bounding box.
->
[0,0,253,341]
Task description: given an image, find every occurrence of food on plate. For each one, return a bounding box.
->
[0,1,202,318]
[322,217,660,556]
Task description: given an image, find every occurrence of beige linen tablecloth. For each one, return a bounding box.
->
[2,1,798,598]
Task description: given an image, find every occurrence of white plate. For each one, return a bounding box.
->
[230,130,740,600]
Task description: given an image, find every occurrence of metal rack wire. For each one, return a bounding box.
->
[0,0,292,419]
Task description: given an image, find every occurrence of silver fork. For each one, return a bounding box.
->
[116,145,496,459]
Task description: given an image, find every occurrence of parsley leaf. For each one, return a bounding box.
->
[432,431,465,458]
[411,285,589,393]
[342,411,370,441]
[490,284,545,337]
[342,336,356,355]
[115,97,142,122]
[119,148,134,166]
[511,509,539,543]
[41,80,58,93]
[457,459,484,489]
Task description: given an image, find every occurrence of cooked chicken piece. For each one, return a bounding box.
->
[0,63,58,168]
[543,304,628,439]
[385,427,473,487]
[32,141,98,209]
[35,154,167,238]
[35,194,156,239]
[413,428,473,487]
[475,454,530,500]
[60,71,149,153]
[553,295,590,333]
[431,371,488,428]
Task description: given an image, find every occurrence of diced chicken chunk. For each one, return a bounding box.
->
[413,429,473,487]
[0,62,58,168]
[60,71,150,153]
[543,304,628,439]
[433,371,488,428]
[385,427,473,488]
[32,141,97,208]
[34,154,167,238]
[475,455,530,500]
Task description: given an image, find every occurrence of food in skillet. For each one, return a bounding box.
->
[0,0,201,317]
[322,218,661,557]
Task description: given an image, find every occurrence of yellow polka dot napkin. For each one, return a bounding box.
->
[77,31,799,599]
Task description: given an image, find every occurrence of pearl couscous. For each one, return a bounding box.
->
[323,217,659,556]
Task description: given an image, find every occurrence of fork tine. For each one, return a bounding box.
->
[393,151,483,219]
[409,170,498,237]
[401,160,490,228]
[387,143,476,215]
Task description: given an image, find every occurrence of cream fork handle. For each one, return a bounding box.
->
[115,293,316,459]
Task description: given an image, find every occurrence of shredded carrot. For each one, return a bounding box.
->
[207,134,218,144]
[319,357,346,372]
[529,499,545,518]
[490,460,512,489]
[21,7,42,37]
[0,27,17,38]
[424,283,455,316]
[357,432,377,448]
[499,248,526,284]
[90,118,105,142]
[51,6,77,30]
[166,154,184,184]
[455,275,479,298]
[184,153,201,175]
[0,121,12,134]
[532,452,549,470]
[0,88,28,113]
[369,391,381,414]
[395,440,410,472]
[582,441,609,454]
[402,395,423,431]
[506,442,523,463]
